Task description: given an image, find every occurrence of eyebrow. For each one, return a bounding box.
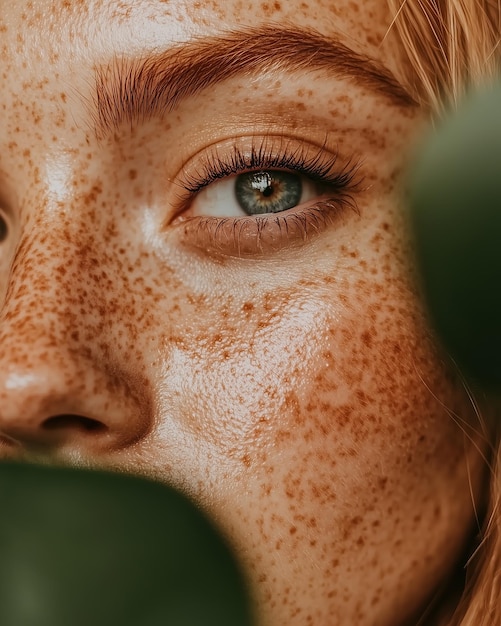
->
[92,25,417,137]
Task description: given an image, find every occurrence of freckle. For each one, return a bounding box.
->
[361,330,373,348]
[128,169,137,181]
[241,453,251,468]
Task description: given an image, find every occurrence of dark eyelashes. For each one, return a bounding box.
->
[177,138,363,198]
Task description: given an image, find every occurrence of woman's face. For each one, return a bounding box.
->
[0,1,487,624]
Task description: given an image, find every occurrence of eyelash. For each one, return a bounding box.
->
[174,138,362,255]
[179,140,360,196]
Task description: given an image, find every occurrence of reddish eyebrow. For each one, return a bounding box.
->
[92,25,417,137]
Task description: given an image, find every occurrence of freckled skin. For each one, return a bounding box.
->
[0,1,489,625]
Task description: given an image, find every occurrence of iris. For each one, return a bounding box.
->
[234,170,302,215]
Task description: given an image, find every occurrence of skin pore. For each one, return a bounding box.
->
[0,1,489,625]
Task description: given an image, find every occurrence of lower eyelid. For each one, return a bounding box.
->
[171,196,358,259]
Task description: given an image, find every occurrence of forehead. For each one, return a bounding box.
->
[0,0,404,140]
[0,0,407,168]
[1,0,395,62]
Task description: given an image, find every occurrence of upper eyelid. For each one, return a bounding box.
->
[174,136,362,195]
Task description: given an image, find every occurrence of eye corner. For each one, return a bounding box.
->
[0,211,9,243]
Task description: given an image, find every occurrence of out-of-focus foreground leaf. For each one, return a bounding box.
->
[0,462,253,626]
[408,82,501,388]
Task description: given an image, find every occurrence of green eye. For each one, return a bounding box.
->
[235,170,302,215]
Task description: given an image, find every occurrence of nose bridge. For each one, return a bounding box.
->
[0,212,91,414]
[1,210,82,343]
[0,200,152,455]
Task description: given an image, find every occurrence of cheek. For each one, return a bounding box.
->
[148,228,482,622]
[238,292,472,619]
[160,207,468,486]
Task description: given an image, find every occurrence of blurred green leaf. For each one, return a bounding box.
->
[408,81,501,388]
[0,462,253,626]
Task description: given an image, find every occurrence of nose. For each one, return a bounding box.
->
[0,220,151,458]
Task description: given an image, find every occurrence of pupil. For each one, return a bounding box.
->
[250,172,274,196]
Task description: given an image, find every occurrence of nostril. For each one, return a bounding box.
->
[42,415,107,433]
